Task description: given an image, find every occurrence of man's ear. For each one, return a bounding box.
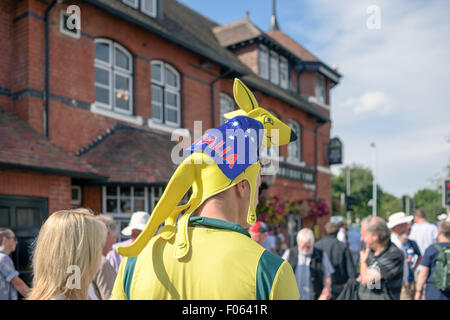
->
[235,180,250,198]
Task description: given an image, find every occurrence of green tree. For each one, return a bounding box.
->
[413,188,443,223]
[331,164,384,220]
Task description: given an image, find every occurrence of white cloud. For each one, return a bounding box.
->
[341,91,394,116]
[283,0,450,196]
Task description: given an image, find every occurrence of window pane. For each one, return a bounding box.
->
[95,42,110,63]
[152,86,162,120]
[134,187,145,197]
[120,187,131,197]
[0,207,9,226]
[280,59,288,89]
[115,47,130,70]
[165,91,178,107]
[151,63,162,82]
[152,103,162,120]
[134,199,145,212]
[259,46,269,79]
[142,0,156,15]
[115,74,130,111]
[120,199,132,213]
[95,86,110,105]
[16,208,37,227]
[151,85,162,103]
[220,95,233,124]
[106,186,117,196]
[106,199,118,213]
[95,67,109,85]
[166,108,178,124]
[270,51,279,84]
[122,0,138,8]
[165,67,178,88]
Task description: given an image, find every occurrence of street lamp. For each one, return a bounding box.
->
[371,142,377,217]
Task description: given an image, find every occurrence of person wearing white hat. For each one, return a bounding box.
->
[387,212,415,299]
[437,213,448,222]
[106,211,149,273]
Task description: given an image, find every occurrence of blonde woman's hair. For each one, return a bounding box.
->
[28,208,106,300]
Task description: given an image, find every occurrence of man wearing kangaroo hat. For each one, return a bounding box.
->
[111,79,299,300]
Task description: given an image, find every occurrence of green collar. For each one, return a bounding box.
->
[189,216,251,238]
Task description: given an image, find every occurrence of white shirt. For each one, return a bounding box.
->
[281,248,334,300]
[337,228,347,244]
[409,222,438,256]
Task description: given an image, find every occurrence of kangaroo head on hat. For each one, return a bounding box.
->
[117,78,296,260]
[224,78,297,147]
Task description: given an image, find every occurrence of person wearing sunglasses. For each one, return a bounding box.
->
[0,228,30,300]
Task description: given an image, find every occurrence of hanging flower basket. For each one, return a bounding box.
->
[256,195,331,225]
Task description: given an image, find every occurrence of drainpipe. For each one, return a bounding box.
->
[44,0,57,137]
[210,68,233,128]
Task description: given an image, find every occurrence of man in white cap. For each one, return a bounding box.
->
[387,212,416,299]
[106,211,149,273]
[437,213,448,222]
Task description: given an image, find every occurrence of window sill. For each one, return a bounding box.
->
[316,166,332,174]
[284,158,306,167]
[308,96,330,110]
[91,104,144,126]
[148,119,189,137]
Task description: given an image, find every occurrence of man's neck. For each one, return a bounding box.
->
[195,198,244,227]
[0,246,8,254]
[372,242,388,256]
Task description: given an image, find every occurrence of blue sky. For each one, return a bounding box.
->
[180,0,450,198]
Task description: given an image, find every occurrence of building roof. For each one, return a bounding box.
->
[213,18,264,47]
[78,124,178,184]
[0,109,103,179]
[267,30,319,62]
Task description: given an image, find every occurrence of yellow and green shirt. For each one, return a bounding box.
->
[111,217,299,300]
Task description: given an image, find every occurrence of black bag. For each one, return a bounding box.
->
[336,279,360,300]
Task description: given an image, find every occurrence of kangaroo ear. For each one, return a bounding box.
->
[233,78,259,113]
[224,109,246,119]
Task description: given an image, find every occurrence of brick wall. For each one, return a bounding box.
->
[0,169,71,215]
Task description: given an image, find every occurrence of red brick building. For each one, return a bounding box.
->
[0,0,340,280]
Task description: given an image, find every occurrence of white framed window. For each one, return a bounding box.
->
[104,186,148,216]
[151,61,181,127]
[219,93,234,125]
[280,57,288,90]
[122,0,157,18]
[71,186,82,205]
[270,50,279,85]
[141,0,157,17]
[95,39,133,115]
[288,120,301,162]
[316,73,326,104]
[259,45,269,80]
[122,0,138,8]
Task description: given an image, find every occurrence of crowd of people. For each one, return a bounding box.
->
[0,207,449,300]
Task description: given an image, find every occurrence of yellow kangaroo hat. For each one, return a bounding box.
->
[117,78,297,260]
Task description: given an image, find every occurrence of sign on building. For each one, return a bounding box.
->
[328,137,343,165]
